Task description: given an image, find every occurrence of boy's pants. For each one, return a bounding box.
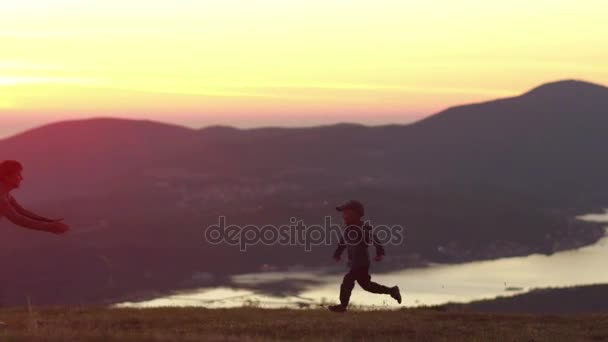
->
[339,265,392,306]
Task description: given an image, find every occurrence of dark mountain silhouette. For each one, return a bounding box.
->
[444,284,608,314]
[0,79,606,305]
[402,79,608,204]
[0,118,196,201]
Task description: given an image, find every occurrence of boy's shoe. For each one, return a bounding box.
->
[391,286,402,304]
[328,304,347,313]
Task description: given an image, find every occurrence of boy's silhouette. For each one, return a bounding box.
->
[329,200,401,312]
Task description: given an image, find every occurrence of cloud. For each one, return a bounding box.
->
[0,60,65,71]
[0,76,95,86]
[111,85,283,98]
[0,31,83,38]
[216,81,518,96]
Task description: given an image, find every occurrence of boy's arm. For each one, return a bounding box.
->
[8,196,61,223]
[372,230,385,258]
[333,235,346,260]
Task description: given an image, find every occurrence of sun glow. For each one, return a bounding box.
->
[1,0,607,132]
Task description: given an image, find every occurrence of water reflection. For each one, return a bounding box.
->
[118,210,608,309]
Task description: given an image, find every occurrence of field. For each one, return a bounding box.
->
[0,306,607,341]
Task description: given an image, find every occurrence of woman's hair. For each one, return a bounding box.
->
[0,160,23,178]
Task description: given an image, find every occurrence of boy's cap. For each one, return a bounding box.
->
[336,200,365,216]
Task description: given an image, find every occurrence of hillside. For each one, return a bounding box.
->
[405,79,608,204]
[0,306,606,341]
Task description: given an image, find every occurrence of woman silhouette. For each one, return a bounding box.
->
[0,160,69,234]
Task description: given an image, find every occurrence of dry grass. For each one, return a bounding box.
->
[0,306,606,341]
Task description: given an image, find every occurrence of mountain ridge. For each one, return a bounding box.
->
[3,79,605,143]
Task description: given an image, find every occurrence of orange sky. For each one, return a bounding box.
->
[1,0,607,137]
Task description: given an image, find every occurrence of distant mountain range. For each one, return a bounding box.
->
[0,79,606,305]
[3,79,607,205]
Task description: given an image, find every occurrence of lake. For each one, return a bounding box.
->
[118,209,608,309]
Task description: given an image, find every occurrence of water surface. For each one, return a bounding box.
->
[118,210,608,309]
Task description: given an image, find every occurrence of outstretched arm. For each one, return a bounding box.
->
[2,200,68,234]
[8,196,61,223]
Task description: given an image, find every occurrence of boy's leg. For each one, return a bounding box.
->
[355,269,402,303]
[356,270,392,295]
[339,270,357,307]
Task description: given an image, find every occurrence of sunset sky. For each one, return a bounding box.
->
[1,0,607,137]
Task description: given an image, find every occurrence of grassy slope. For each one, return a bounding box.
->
[0,307,607,341]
